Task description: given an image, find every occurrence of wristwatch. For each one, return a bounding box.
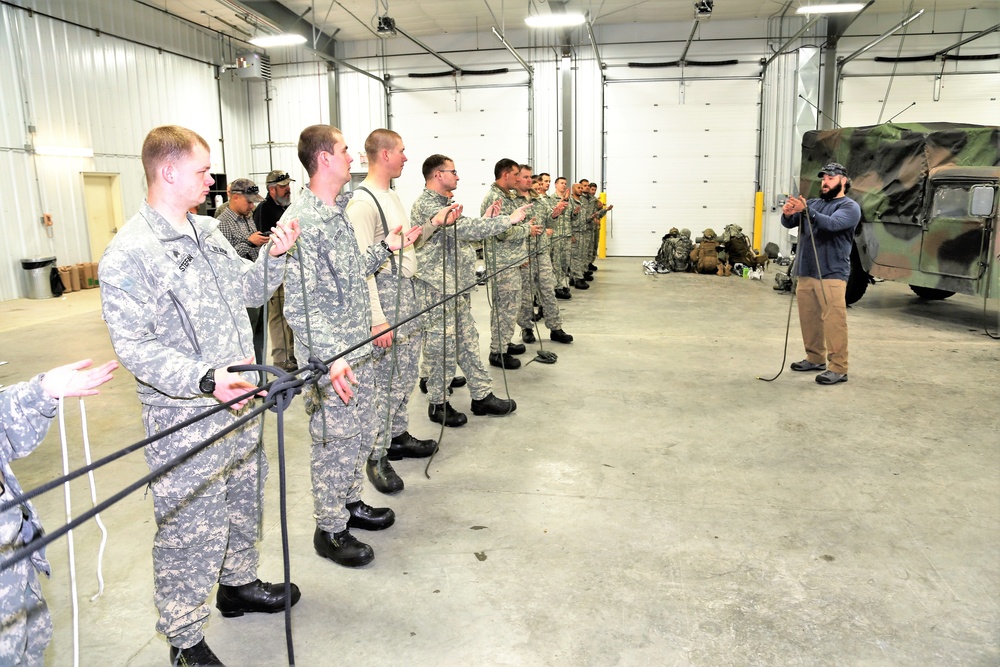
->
[199,368,216,394]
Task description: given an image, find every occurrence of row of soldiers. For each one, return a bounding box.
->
[88,122,616,665]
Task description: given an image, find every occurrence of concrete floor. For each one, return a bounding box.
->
[1,257,998,666]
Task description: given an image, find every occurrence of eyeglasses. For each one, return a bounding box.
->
[437,169,458,175]
[231,184,260,195]
[267,173,290,185]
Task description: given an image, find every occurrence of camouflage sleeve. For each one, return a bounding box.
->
[0,376,55,462]
[100,254,211,397]
[239,241,287,308]
[361,242,392,277]
[497,222,529,242]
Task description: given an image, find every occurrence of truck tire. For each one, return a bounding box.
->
[910,285,955,300]
[845,243,869,305]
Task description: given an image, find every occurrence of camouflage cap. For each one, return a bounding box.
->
[680,228,691,237]
[229,177,264,203]
[669,227,679,235]
[266,169,294,186]
[703,228,716,238]
[818,162,848,178]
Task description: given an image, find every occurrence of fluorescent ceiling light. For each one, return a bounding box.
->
[249,33,307,47]
[525,13,586,28]
[797,3,866,14]
[34,146,94,158]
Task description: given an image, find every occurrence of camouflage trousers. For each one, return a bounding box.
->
[487,267,521,355]
[0,556,51,666]
[571,231,590,279]
[142,403,265,649]
[416,282,492,404]
[370,274,423,461]
[589,225,600,263]
[304,358,378,533]
[517,243,562,331]
[267,284,296,367]
[550,236,572,289]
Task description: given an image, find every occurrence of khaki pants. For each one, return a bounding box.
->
[796,276,848,374]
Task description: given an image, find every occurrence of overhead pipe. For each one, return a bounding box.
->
[585,13,605,70]
[678,19,700,64]
[838,9,924,68]
[934,23,1000,58]
[763,16,819,69]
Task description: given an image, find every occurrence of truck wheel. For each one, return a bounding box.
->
[910,285,955,300]
[845,244,869,305]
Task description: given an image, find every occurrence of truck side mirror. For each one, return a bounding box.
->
[970,185,996,217]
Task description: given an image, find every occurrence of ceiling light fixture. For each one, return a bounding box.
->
[249,33,307,47]
[525,13,586,28]
[797,3,866,14]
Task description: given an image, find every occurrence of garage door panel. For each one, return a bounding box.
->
[605,79,759,256]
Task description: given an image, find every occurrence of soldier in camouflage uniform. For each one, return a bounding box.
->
[346,129,459,496]
[513,166,573,346]
[480,159,537,370]
[413,154,527,427]
[99,126,301,665]
[548,177,574,298]
[280,125,423,570]
[569,183,592,289]
[0,359,117,666]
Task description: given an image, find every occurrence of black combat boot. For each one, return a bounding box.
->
[449,376,467,388]
[488,352,521,369]
[588,263,598,272]
[550,329,573,344]
[583,271,594,281]
[428,402,467,427]
[366,456,404,494]
[170,639,225,666]
[522,328,536,343]
[216,579,301,618]
[573,278,590,290]
[470,393,517,416]
[419,377,457,394]
[313,528,374,567]
[346,500,395,531]
[507,342,526,355]
[555,287,571,300]
[388,432,437,459]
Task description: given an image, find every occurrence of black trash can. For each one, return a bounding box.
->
[21,257,57,299]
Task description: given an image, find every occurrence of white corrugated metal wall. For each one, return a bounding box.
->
[0,1,239,301]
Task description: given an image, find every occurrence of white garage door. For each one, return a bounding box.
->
[839,73,1000,127]
[604,79,759,256]
[388,86,530,213]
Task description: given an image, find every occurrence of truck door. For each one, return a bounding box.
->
[919,180,993,281]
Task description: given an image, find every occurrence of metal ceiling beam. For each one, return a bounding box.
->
[492,27,533,81]
[763,16,819,69]
[839,9,924,68]
[394,25,463,73]
[934,22,1000,58]
[231,0,340,62]
[678,19,700,64]
[585,13,604,70]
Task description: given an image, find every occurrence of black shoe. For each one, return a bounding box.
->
[366,456,404,494]
[450,376,467,388]
[532,307,544,322]
[428,402,468,427]
[387,431,437,459]
[313,528,374,567]
[573,279,590,290]
[346,500,395,531]
[583,272,594,281]
[170,639,225,666]
[216,579,301,618]
[507,342,526,355]
[471,392,517,416]
[555,288,571,300]
[488,352,521,369]
[588,263,598,272]
[550,329,574,344]
[419,377,452,395]
[522,328,536,343]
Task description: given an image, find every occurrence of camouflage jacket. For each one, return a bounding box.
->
[100,201,286,407]
[0,376,54,576]
[283,187,391,364]
[570,196,591,233]
[481,183,530,267]
[547,192,573,238]
[412,188,512,295]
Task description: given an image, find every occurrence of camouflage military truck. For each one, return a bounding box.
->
[798,122,999,304]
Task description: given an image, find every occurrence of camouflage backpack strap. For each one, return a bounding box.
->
[355,186,397,275]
